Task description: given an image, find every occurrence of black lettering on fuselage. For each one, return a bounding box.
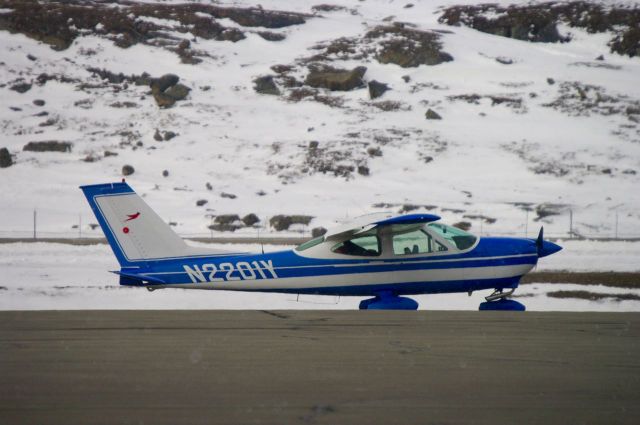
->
[182,260,278,284]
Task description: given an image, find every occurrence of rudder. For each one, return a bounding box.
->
[80,182,192,266]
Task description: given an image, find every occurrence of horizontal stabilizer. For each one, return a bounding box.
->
[112,270,165,286]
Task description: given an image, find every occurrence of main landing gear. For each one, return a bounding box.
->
[478,288,525,311]
[359,291,419,310]
[358,289,525,311]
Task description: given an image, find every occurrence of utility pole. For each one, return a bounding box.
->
[569,209,573,239]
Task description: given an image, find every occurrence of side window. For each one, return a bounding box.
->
[393,229,448,255]
[427,223,477,250]
[331,235,380,257]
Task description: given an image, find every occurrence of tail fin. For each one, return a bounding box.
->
[80,182,194,266]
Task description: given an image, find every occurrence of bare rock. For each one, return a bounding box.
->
[150,74,190,108]
[208,223,241,232]
[87,67,127,84]
[109,101,137,108]
[311,4,347,13]
[453,221,472,231]
[270,215,314,231]
[122,164,135,176]
[257,31,286,41]
[23,141,72,152]
[166,83,190,100]
[162,170,169,177]
[367,146,382,157]
[210,214,243,231]
[0,148,13,168]
[196,199,208,207]
[154,129,163,141]
[221,192,237,199]
[253,75,280,95]
[439,3,640,57]
[438,4,567,44]
[242,213,260,226]
[365,26,453,67]
[151,74,180,92]
[32,99,45,106]
[305,66,367,91]
[425,109,442,120]
[534,203,567,221]
[311,227,327,237]
[10,82,31,93]
[368,80,389,99]
[215,214,240,225]
[464,214,497,224]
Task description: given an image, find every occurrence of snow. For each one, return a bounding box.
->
[1,240,638,311]
[0,0,638,241]
[0,0,639,310]
[537,239,640,272]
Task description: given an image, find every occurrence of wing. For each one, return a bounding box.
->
[324,213,441,240]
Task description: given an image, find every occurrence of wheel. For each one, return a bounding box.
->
[479,299,526,311]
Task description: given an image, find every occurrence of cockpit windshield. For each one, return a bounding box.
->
[295,236,325,252]
[427,223,477,250]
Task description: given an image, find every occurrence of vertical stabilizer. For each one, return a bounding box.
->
[80,182,191,266]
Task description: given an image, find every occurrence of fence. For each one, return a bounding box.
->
[0,207,639,242]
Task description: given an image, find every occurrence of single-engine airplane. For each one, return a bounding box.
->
[81,181,562,311]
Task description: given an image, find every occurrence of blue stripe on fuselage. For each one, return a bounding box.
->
[252,276,522,296]
[130,237,538,286]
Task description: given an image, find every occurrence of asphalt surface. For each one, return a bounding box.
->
[1,311,639,424]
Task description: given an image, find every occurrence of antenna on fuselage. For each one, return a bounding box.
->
[258,227,264,255]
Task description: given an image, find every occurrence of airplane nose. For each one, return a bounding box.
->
[538,240,562,258]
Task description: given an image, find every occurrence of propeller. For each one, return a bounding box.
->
[535,226,562,258]
[536,226,544,253]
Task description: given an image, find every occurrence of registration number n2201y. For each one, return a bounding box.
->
[183,260,278,283]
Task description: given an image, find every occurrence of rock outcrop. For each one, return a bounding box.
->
[0,148,13,168]
[305,66,367,91]
[23,141,72,152]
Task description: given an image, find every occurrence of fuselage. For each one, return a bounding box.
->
[123,236,542,296]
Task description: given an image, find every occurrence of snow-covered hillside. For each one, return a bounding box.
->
[1,0,639,240]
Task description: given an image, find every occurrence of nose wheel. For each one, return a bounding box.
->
[479,289,525,311]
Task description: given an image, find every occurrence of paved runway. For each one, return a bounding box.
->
[1,311,639,424]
